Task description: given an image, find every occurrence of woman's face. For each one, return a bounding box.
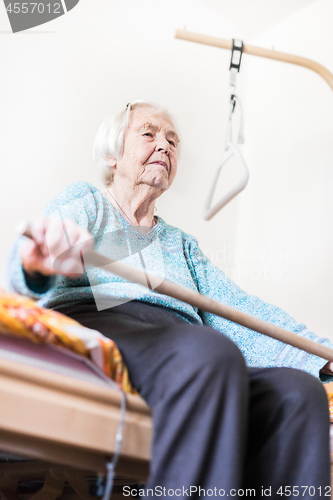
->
[111,107,179,193]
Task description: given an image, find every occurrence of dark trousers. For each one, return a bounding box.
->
[60,301,331,499]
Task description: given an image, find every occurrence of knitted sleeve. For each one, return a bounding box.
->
[184,235,333,379]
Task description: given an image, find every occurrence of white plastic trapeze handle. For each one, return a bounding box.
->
[203,142,249,221]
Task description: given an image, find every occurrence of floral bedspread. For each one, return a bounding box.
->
[0,292,135,394]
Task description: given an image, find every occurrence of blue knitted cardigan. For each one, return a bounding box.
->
[5,181,333,379]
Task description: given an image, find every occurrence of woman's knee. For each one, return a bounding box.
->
[263,367,329,418]
[146,325,248,409]
[171,325,247,376]
[134,324,247,404]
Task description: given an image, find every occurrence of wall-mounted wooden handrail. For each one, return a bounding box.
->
[175,29,333,92]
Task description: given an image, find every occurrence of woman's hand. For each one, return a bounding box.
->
[320,362,333,375]
[20,216,93,278]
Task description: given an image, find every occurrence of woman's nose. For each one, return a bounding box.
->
[155,138,170,153]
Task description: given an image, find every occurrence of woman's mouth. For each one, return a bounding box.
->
[149,161,168,171]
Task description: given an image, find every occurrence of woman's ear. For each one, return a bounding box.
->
[107,156,117,168]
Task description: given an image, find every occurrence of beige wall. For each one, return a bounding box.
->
[1,0,332,341]
[235,0,333,339]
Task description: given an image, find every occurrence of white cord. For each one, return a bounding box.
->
[102,390,127,500]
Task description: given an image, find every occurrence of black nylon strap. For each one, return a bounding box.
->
[229,39,244,72]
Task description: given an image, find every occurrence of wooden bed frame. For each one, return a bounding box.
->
[0,331,152,498]
[0,355,152,480]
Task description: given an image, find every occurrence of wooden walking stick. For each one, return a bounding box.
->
[20,223,333,363]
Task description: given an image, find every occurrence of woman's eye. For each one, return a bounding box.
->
[168,140,176,147]
[143,133,153,138]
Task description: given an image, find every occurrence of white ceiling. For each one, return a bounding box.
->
[197,0,317,39]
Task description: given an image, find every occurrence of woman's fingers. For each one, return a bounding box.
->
[30,215,47,247]
[21,217,93,277]
[45,218,64,251]
[59,257,84,274]
[45,219,92,274]
[20,238,41,272]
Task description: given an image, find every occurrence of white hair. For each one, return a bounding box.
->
[93,100,180,186]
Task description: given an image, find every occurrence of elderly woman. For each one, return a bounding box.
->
[6,100,332,498]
